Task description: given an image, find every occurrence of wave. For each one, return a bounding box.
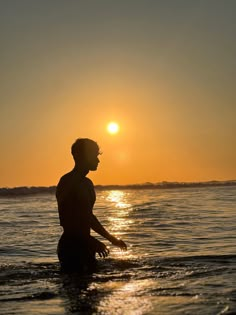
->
[1,254,236,307]
[1,254,235,285]
[0,180,236,196]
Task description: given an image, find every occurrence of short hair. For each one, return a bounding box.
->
[71,138,100,160]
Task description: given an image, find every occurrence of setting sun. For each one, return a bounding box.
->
[107,122,120,135]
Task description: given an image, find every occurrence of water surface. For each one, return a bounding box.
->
[0,186,236,314]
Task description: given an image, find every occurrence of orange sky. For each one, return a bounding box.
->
[0,1,235,187]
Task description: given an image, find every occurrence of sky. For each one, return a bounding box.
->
[0,0,235,187]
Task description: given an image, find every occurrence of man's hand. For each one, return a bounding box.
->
[110,236,127,251]
[96,241,110,258]
[91,215,127,251]
[89,237,109,258]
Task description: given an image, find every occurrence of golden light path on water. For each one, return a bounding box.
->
[95,191,192,314]
[105,190,134,256]
[94,190,154,314]
[96,280,154,314]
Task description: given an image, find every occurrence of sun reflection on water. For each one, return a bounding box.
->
[106,190,131,209]
[105,190,134,258]
[96,279,154,315]
[105,190,133,230]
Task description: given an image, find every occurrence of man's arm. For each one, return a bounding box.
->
[90,214,127,250]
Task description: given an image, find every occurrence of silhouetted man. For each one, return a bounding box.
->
[56,138,127,272]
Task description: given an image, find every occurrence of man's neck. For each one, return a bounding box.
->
[73,163,89,177]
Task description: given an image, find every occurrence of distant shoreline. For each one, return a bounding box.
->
[0,180,236,196]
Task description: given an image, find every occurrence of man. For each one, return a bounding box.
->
[56,138,127,272]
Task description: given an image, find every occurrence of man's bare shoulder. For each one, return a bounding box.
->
[57,171,94,194]
[57,171,75,186]
[84,177,94,186]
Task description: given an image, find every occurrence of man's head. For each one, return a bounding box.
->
[71,138,101,171]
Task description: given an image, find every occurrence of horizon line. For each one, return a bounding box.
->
[0,180,236,196]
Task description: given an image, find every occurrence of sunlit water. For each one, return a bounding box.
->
[0,186,236,314]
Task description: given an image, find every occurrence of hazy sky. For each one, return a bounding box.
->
[1,0,235,187]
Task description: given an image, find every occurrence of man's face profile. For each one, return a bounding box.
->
[86,150,100,171]
[81,145,100,171]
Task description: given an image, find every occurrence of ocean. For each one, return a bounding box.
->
[0,185,236,314]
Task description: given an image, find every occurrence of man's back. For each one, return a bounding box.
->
[56,169,95,238]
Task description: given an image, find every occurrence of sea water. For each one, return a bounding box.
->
[0,186,236,315]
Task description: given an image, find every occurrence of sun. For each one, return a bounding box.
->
[107,122,120,135]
